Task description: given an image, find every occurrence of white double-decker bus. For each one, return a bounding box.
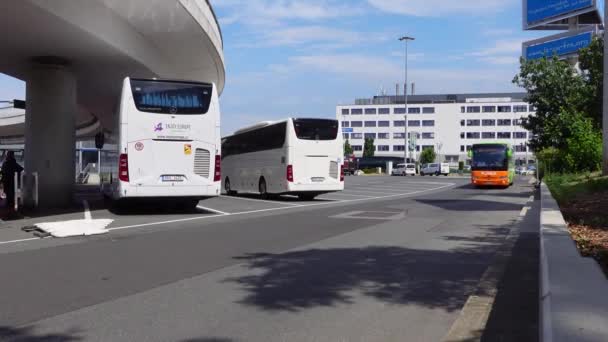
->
[101,77,221,208]
[221,118,344,200]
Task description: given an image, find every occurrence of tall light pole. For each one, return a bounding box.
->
[603,2,608,175]
[399,35,414,164]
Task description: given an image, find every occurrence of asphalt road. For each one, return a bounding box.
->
[0,175,536,342]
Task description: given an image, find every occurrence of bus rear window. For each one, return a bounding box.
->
[130,79,212,115]
[293,119,339,141]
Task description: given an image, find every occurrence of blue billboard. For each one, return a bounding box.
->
[342,127,353,133]
[525,31,592,60]
[526,0,593,26]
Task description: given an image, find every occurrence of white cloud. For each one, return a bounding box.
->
[467,39,523,65]
[482,28,515,37]
[263,26,361,46]
[367,0,512,16]
[390,51,426,61]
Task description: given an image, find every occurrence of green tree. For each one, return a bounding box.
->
[419,147,436,164]
[363,138,375,157]
[344,140,353,156]
[512,37,604,152]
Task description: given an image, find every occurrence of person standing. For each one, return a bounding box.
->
[1,151,23,212]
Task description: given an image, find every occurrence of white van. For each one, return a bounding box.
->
[392,163,416,176]
[420,163,450,176]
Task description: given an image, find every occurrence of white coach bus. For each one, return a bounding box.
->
[101,77,221,208]
[221,118,344,200]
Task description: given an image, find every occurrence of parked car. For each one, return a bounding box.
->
[420,163,450,176]
[522,166,537,176]
[515,166,525,175]
[392,163,416,176]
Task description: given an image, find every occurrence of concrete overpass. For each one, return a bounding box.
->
[0,0,225,207]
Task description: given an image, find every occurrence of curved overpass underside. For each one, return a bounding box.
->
[0,0,224,207]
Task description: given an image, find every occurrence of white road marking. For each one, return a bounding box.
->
[520,206,530,217]
[528,195,534,203]
[196,205,230,216]
[1,183,454,245]
[219,195,300,206]
[0,237,42,245]
[342,189,410,195]
[320,193,375,198]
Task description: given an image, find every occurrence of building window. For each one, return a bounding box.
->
[422,120,435,127]
[378,120,390,127]
[352,145,362,151]
[351,133,363,139]
[460,145,465,152]
[343,133,349,140]
[482,132,496,139]
[497,119,511,126]
[513,119,522,125]
[408,107,421,114]
[529,105,536,112]
[467,119,480,126]
[378,108,390,114]
[351,121,363,127]
[378,133,390,139]
[408,120,420,127]
[482,106,496,113]
[378,145,390,152]
[394,107,406,114]
[365,108,377,115]
[514,145,527,152]
[364,121,377,127]
[393,133,406,139]
[497,106,511,113]
[364,133,376,139]
[408,132,420,139]
[514,132,527,139]
[422,132,435,139]
[467,106,481,113]
[422,107,435,114]
[394,120,405,127]
[460,120,465,126]
[422,145,434,151]
[342,121,349,127]
[393,145,405,151]
[461,106,465,113]
[466,132,480,139]
[513,105,527,112]
[460,132,465,139]
[351,108,363,115]
[497,132,511,139]
[482,119,496,126]
[466,145,473,151]
[341,109,350,115]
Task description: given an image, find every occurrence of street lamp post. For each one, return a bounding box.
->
[603,2,608,175]
[399,36,414,165]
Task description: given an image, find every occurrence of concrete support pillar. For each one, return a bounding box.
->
[25,58,76,207]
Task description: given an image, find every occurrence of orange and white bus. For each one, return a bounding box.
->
[470,143,514,187]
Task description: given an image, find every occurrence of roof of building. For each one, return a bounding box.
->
[347,92,527,106]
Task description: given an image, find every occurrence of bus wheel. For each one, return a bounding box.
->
[225,178,236,196]
[259,178,268,199]
[298,193,316,201]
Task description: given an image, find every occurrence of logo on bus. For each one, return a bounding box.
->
[135,142,144,151]
[154,123,163,132]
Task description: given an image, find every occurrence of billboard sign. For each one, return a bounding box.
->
[524,0,597,30]
[523,28,595,60]
[342,127,353,133]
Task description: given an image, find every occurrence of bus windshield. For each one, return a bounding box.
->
[130,79,212,115]
[293,119,338,141]
[471,145,508,171]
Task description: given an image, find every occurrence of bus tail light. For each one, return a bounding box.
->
[287,164,294,182]
[214,155,221,182]
[340,164,345,182]
[119,154,129,182]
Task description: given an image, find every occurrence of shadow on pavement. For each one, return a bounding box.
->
[226,244,498,313]
[415,199,523,211]
[180,338,234,342]
[227,193,334,203]
[0,325,82,341]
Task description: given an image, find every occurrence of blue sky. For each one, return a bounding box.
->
[0,0,602,134]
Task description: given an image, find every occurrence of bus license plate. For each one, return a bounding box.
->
[311,177,325,182]
[162,175,184,182]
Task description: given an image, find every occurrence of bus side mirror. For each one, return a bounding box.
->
[95,132,105,149]
[507,149,513,158]
[467,150,472,158]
